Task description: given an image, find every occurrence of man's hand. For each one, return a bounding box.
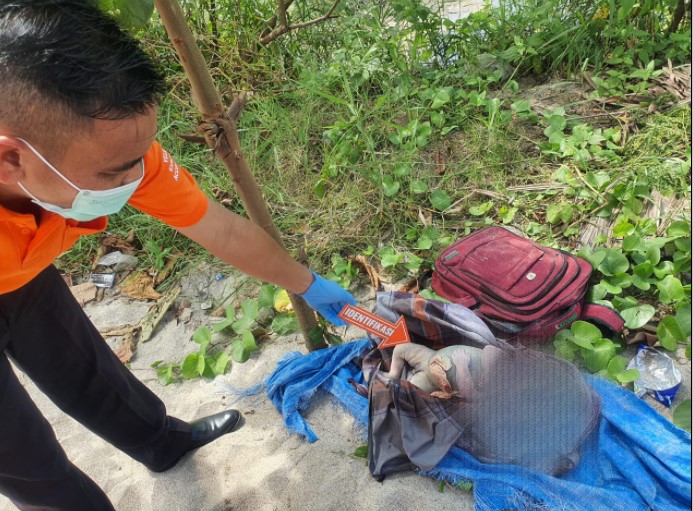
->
[300,272,356,326]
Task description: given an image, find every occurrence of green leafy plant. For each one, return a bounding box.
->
[326,253,360,288]
[554,321,640,383]
[144,239,172,271]
[151,326,229,386]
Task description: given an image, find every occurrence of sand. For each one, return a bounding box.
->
[1,266,689,511]
[0,269,475,511]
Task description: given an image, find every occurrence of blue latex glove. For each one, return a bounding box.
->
[300,271,357,326]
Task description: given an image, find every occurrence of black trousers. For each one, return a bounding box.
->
[0,266,192,510]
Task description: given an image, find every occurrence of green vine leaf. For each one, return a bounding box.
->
[231,330,257,363]
[581,339,616,372]
[430,190,452,211]
[673,399,691,431]
[619,304,656,329]
[597,249,630,276]
[657,275,686,304]
[258,285,276,309]
[657,316,687,350]
[193,326,212,349]
[181,353,202,379]
[272,313,300,335]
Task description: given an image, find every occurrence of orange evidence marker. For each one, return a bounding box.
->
[337,304,411,349]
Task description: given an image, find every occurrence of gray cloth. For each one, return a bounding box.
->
[364,292,600,479]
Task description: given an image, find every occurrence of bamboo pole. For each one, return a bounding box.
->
[154,0,325,350]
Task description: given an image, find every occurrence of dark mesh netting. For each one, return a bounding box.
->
[365,292,600,478]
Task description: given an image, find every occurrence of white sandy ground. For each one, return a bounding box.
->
[0,267,689,511]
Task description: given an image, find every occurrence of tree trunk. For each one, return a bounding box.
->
[154,0,325,350]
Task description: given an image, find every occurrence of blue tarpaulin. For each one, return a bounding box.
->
[265,339,692,511]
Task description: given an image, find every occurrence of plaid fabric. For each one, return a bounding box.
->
[364,292,600,480]
[356,292,505,393]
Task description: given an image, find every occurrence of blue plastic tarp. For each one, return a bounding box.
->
[265,339,692,511]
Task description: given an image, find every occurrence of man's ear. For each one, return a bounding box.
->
[0,136,26,185]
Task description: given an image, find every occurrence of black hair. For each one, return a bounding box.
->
[0,0,165,154]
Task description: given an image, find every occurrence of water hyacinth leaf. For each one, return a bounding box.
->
[213,352,229,376]
[380,252,402,268]
[231,330,257,363]
[258,285,276,309]
[609,272,631,289]
[431,111,445,127]
[430,190,452,211]
[456,481,474,493]
[274,289,292,313]
[646,245,661,266]
[353,445,369,458]
[181,353,202,379]
[598,249,629,276]
[654,261,676,279]
[416,235,434,250]
[570,320,602,344]
[619,304,656,329]
[193,326,212,348]
[622,234,642,252]
[553,338,576,361]
[469,201,493,216]
[676,305,691,337]
[511,99,532,114]
[673,399,691,431]
[657,275,685,304]
[582,339,616,372]
[157,365,175,386]
[382,175,400,197]
[600,278,622,295]
[586,283,608,301]
[272,313,300,335]
[411,180,429,194]
[233,302,258,334]
[633,261,653,278]
[431,90,452,109]
[657,316,686,350]
[546,204,562,224]
[674,237,691,252]
[667,221,691,238]
[616,369,640,383]
[606,355,627,376]
[585,171,611,191]
[501,206,517,224]
[544,115,566,138]
[613,222,635,237]
[578,247,606,269]
[393,163,411,178]
[631,274,651,291]
[212,307,235,332]
[612,295,638,310]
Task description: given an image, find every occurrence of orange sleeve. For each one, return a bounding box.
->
[128,142,209,228]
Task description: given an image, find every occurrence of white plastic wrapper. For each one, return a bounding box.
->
[627,347,682,406]
[95,250,138,272]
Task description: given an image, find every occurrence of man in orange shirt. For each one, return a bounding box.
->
[0,1,356,509]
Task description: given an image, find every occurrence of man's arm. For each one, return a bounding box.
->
[177,197,314,294]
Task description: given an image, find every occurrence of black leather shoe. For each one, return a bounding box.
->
[189,409,242,450]
[148,410,243,473]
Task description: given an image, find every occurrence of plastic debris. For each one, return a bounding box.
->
[627,346,682,407]
[95,251,138,272]
[90,273,115,288]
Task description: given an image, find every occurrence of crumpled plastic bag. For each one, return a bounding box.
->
[627,347,682,407]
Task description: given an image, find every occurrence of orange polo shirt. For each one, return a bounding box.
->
[0,142,209,294]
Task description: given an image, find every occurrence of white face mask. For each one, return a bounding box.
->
[15,138,144,222]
